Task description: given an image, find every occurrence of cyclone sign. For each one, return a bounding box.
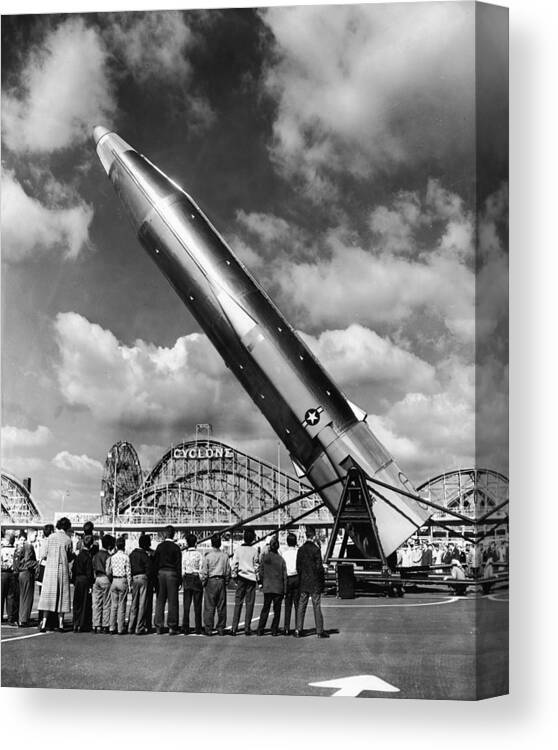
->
[173,446,234,460]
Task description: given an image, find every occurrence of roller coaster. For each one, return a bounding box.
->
[1,471,42,525]
[99,437,330,528]
[1,438,507,552]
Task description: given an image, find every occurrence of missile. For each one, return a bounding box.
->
[93,125,431,557]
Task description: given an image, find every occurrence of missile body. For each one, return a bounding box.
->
[93,126,431,557]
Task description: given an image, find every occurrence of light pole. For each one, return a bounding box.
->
[109,448,118,536]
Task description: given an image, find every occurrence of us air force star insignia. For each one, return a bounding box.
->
[304,407,322,427]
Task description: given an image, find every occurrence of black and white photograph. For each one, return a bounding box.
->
[1,1,508,701]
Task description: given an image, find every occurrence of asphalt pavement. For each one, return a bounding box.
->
[1,589,508,700]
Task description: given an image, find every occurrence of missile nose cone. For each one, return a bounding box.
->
[93,125,111,145]
[93,127,134,176]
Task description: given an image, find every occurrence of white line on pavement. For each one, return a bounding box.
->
[1,631,49,644]
[322,597,461,608]
[487,593,509,602]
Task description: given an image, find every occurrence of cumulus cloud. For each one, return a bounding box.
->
[52,451,103,477]
[187,95,216,131]
[260,3,474,196]
[299,324,437,396]
[231,209,316,270]
[107,11,194,83]
[371,357,476,481]
[2,457,47,479]
[1,13,214,157]
[106,11,214,129]
[367,417,422,468]
[1,424,53,451]
[477,183,509,345]
[274,222,475,342]
[236,210,292,244]
[2,18,115,153]
[53,312,265,435]
[1,170,93,261]
[369,191,422,256]
[234,179,477,346]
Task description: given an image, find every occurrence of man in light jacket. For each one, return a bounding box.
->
[230,528,260,636]
[200,533,231,636]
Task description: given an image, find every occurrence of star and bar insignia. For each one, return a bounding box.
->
[303,406,323,428]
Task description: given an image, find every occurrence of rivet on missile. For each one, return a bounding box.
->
[299,355,304,360]
[277,327,282,332]
[155,248,160,254]
[189,295,195,301]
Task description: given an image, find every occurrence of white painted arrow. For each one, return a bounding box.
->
[309,675,400,697]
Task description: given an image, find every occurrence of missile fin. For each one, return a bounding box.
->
[347,399,368,422]
[290,455,307,479]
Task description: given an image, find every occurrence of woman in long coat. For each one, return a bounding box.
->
[38,517,74,632]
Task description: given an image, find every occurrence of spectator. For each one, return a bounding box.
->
[128,534,154,635]
[200,533,231,636]
[447,547,467,596]
[421,543,433,568]
[181,533,203,635]
[1,532,18,625]
[83,521,99,557]
[144,537,156,632]
[72,534,94,632]
[257,536,287,636]
[410,541,423,566]
[230,528,260,636]
[14,530,37,627]
[295,527,329,638]
[36,524,55,628]
[153,525,181,635]
[442,542,455,566]
[38,517,74,632]
[107,536,131,635]
[92,534,115,634]
[281,532,300,636]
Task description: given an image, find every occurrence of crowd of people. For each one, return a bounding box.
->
[1,521,509,634]
[1,519,330,639]
[395,538,509,579]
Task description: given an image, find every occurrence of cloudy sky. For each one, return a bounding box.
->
[1,2,508,517]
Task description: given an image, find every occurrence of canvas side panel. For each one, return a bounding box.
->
[474,0,509,701]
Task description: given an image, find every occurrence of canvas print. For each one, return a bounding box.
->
[1,2,508,700]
